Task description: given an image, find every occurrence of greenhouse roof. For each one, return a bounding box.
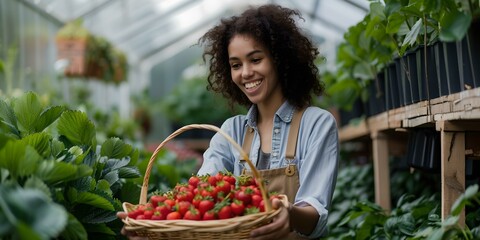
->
[26,0,369,70]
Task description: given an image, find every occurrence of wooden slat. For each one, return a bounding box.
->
[338,119,369,142]
[367,112,389,132]
[438,124,465,225]
[371,131,391,211]
[436,120,480,132]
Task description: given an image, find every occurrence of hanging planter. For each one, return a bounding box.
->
[55,19,92,77]
[55,19,128,84]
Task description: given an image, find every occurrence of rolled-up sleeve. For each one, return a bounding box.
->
[295,110,339,238]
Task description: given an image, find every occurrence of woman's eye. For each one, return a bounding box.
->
[252,58,261,63]
[231,63,240,69]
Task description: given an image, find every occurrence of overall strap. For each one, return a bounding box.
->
[285,108,305,160]
[242,108,306,159]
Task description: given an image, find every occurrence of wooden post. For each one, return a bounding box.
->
[436,121,465,225]
[371,131,391,211]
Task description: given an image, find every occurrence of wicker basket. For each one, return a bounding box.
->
[122,124,288,239]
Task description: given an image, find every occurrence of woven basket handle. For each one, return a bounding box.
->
[139,124,272,212]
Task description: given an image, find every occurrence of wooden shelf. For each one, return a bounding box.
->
[340,88,480,141]
[338,87,480,225]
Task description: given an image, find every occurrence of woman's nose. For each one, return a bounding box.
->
[242,64,254,79]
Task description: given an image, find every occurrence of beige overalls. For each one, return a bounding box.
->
[241,109,309,239]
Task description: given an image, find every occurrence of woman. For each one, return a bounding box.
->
[119,4,338,240]
[196,4,338,239]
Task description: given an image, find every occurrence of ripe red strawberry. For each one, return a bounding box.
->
[215,180,231,196]
[166,211,182,220]
[188,175,200,188]
[198,197,215,215]
[202,210,217,220]
[235,187,253,205]
[151,211,165,220]
[217,205,233,219]
[222,173,236,186]
[251,194,262,207]
[231,199,245,216]
[183,207,201,220]
[155,203,172,217]
[150,195,166,207]
[176,201,191,216]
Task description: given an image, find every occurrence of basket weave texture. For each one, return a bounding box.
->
[122,124,287,240]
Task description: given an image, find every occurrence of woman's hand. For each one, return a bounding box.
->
[249,198,291,240]
[116,212,148,240]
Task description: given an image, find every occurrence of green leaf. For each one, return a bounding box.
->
[12,92,43,135]
[57,110,96,147]
[0,99,18,132]
[451,184,478,215]
[387,12,406,34]
[402,18,423,47]
[5,187,68,239]
[15,223,42,240]
[81,210,118,224]
[118,166,141,179]
[439,9,472,42]
[83,223,116,235]
[100,137,132,159]
[60,213,88,240]
[50,139,65,157]
[96,179,113,196]
[21,132,51,157]
[67,188,115,211]
[35,160,92,185]
[102,170,119,187]
[370,2,386,20]
[0,142,40,179]
[35,106,66,132]
[24,176,51,199]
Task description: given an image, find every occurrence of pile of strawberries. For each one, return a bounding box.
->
[127,171,278,221]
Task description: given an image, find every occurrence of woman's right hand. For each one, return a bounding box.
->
[116,212,148,240]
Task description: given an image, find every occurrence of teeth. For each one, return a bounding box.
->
[245,80,261,89]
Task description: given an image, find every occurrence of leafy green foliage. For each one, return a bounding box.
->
[0,186,68,240]
[323,154,480,240]
[322,0,477,112]
[0,91,141,239]
[160,75,246,125]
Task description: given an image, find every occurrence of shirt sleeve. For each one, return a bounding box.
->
[294,109,339,238]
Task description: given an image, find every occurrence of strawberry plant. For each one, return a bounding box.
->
[0,91,141,239]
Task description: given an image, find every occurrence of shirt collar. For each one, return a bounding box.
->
[244,101,296,128]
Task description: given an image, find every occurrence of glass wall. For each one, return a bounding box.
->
[0,0,61,98]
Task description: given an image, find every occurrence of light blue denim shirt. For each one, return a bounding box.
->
[198,101,339,238]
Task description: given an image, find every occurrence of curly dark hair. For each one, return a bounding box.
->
[198,4,324,109]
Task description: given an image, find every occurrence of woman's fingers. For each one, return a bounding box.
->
[249,199,291,239]
[117,211,127,219]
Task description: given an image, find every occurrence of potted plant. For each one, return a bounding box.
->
[56,19,128,83]
[55,19,92,77]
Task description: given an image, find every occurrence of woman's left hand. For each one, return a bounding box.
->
[249,198,291,240]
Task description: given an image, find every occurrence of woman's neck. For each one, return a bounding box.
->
[256,98,285,125]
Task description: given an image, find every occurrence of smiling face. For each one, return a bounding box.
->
[227,34,284,108]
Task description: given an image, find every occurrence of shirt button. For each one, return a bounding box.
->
[272,152,278,157]
[274,128,280,134]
